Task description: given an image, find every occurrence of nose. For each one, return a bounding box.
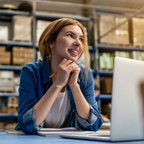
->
[73,38,81,47]
[73,42,80,47]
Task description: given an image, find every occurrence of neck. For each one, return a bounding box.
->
[51,56,62,73]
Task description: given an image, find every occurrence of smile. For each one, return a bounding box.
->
[68,49,80,57]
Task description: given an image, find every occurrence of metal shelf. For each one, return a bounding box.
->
[0,114,17,123]
[92,70,113,76]
[96,94,112,100]
[89,46,96,53]
[98,70,113,76]
[34,12,91,22]
[0,93,18,97]
[96,44,144,52]
[0,41,34,47]
[0,65,21,71]
[0,10,31,16]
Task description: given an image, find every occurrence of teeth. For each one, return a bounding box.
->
[68,49,80,57]
[70,50,78,55]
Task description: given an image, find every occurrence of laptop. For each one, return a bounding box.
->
[60,57,144,142]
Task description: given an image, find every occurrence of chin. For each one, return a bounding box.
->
[69,57,78,62]
[65,55,78,62]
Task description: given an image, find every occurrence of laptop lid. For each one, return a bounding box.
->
[111,57,144,141]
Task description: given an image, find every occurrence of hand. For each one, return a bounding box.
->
[68,63,80,88]
[53,59,77,89]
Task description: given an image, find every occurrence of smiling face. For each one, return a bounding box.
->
[50,25,84,63]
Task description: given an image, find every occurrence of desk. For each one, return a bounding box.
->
[0,131,144,144]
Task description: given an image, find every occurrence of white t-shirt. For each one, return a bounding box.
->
[44,90,70,128]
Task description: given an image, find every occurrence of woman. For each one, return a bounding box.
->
[16,18,103,134]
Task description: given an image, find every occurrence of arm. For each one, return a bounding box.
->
[17,64,62,134]
[69,65,103,131]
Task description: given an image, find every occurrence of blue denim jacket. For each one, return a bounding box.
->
[15,58,103,134]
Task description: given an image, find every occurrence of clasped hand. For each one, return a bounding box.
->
[53,58,80,89]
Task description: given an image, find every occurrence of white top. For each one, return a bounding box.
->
[44,90,70,128]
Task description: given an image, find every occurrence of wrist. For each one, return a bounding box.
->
[52,82,63,91]
[69,82,79,90]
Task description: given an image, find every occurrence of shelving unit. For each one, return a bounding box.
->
[0,0,97,129]
[0,0,144,126]
[94,10,144,119]
[0,3,34,129]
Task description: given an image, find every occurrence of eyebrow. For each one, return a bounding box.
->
[66,31,84,38]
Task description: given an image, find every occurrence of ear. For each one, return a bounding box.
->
[49,41,54,49]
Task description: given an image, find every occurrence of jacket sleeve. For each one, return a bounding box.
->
[76,68,103,131]
[16,65,40,134]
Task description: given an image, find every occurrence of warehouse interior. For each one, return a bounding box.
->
[0,0,144,132]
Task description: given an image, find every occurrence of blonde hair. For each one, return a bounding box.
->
[38,18,89,70]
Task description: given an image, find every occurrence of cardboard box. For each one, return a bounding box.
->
[0,25,9,41]
[99,14,129,45]
[13,16,32,42]
[132,17,144,47]
[36,20,51,44]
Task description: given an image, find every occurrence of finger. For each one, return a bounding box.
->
[66,63,78,72]
[60,59,73,68]
[59,58,68,66]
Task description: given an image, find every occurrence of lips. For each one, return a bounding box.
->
[68,49,80,57]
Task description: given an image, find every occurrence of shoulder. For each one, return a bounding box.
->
[77,62,92,75]
[77,62,93,85]
[21,60,42,74]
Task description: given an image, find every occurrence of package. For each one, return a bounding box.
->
[99,53,114,70]
[100,77,112,94]
[115,51,131,58]
[0,71,14,80]
[0,71,14,92]
[99,14,129,45]
[36,20,51,44]
[13,16,32,42]
[132,17,144,47]
[0,25,9,41]
[0,52,11,65]
[12,47,34,65]
[132,51,144,61]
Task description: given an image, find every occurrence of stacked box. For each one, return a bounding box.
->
[0,25,9,41]
[99,53,114,70]
[13,16,32,42]
[0,71,14,92]
[14,76,20,93]
[12,47,34,65]
[8,97,18,107]
[100,77,112,94]
[132,17,144,47]
[0,46,11,65]
[101,101,111,119]
[132,51,144,61]
[99,14,129,45]
[115,51,131,58]
[36,20,51,44]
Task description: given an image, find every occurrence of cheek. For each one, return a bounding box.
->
[57,38,70,48]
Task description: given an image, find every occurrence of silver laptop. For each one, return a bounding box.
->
[60,57,144,142]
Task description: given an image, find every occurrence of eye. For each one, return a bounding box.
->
[79,37,84,42]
